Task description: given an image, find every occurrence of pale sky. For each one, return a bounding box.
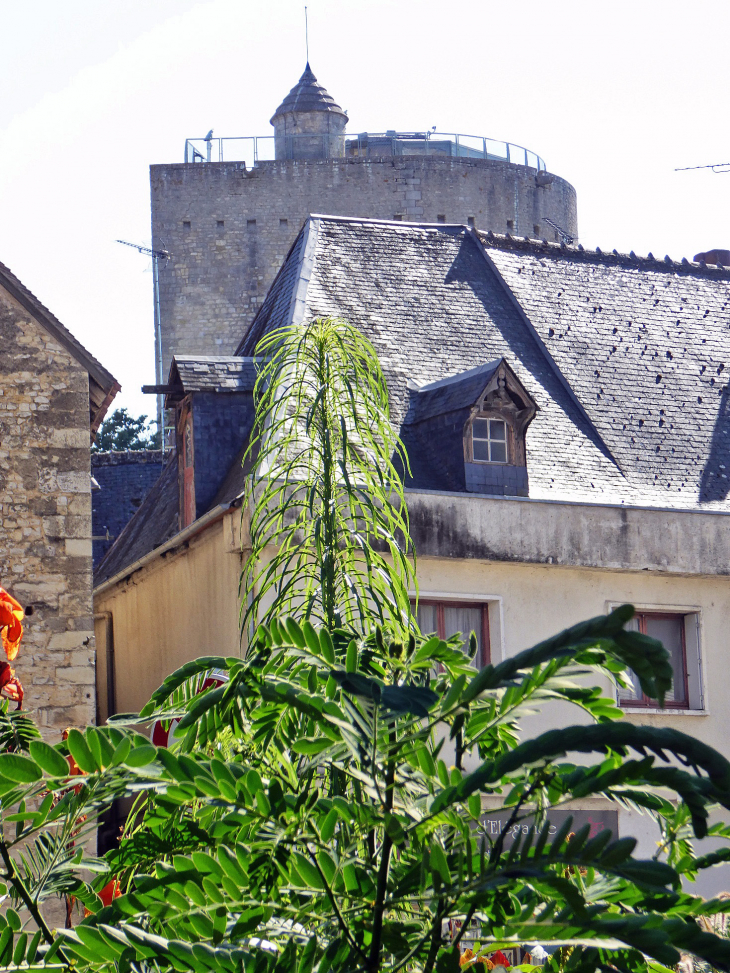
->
[1,0,729,419]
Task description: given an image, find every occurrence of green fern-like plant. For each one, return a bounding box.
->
[240,316,416,638]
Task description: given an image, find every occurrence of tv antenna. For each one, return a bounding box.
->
[305,6,309,62]
[675,162,730,174]
[116,240,171,452]
[543,217,574,245]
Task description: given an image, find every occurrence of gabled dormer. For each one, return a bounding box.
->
[405,358,537,497]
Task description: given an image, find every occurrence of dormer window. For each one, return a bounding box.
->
[472,416,508,463]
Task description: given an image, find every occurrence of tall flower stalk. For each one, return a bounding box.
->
[241,317,416,637]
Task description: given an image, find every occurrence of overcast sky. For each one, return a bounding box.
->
[1,0,729,419]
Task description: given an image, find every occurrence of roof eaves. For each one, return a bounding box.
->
[0,261,119,431]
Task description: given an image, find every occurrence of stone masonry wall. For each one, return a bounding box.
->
[0,286,96,737]
[151,156,578,375]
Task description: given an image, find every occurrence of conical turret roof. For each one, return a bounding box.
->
[271,63,347,122]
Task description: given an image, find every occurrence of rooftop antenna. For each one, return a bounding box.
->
[675,162,730,173]
[116,239,171,453]
[305,6,309,63]
[543,217,574,245]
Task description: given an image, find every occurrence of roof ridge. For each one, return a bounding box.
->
[0,259,119,386]
[305,215,730,276]
[477,229,730,276]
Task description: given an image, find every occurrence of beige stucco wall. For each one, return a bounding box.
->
[95,492,730,894]
[0,284,96,736]
[95,511,244,718]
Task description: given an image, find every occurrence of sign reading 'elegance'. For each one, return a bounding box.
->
[478,809,619,846]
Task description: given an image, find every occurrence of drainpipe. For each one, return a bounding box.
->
[93,612,115,725]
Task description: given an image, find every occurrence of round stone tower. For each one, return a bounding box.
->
[271,63,348,160]
[152,63,580,373]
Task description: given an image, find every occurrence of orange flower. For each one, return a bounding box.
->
[0,662,23,710]
[98,879,122,907]
[0,588,23,661]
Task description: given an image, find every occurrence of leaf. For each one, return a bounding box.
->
[66,728,97,774]
[292,737,331,756]
[0,753,42,783]
[29,740,70,778]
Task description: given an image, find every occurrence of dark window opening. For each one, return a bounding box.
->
[279,218,288,227]
[533,224,540,237]
[393,214,403,221]
[437,214,446,223]
[183,220,191,230]
[247,219,257,228]
[467,216,476,228]
[217,220,224,228]
[414,600,490,668]
[507,219,514,231]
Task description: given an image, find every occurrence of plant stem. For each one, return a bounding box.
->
[366,722,396,973]
[0,840,64,957]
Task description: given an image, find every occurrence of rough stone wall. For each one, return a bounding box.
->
[151,156,578,375]
[0,286,95,736]
[91,450,164,566]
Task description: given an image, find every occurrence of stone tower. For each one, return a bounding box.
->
[271,63,348,160]
[150,64,579,378]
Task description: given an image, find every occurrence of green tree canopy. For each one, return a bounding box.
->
[93,407,160,452]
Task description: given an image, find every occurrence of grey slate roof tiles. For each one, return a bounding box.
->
[241,216,730,509]
[171,356,259,393]
[99,217,730,586]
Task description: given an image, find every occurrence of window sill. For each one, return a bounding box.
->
[620,706,708,716]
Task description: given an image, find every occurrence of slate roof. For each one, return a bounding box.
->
[167,356,258,402]
[406,360,502,424]
[100,216,730,587]
[238,216,730,509]
[0,260,119,433]
[94,455,179,585]
[271,63,347,122]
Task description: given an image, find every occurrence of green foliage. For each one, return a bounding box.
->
[0,611,728,971]
[93,407,160,452]
[2,319,730,973]
[240,317,416,637]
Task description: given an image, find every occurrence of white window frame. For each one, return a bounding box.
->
[605,601,706,715]
[471,416,509,465]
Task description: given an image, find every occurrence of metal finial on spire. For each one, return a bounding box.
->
[305,6,309,63]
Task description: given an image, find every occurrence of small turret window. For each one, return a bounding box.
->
[472,417,508,463]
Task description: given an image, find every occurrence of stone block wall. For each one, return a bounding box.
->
[0,287,96,736]
[151,156,578,375]
[91,450,164,566]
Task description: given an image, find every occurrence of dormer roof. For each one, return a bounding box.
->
[406,358,537,425]
[270,63,347,123]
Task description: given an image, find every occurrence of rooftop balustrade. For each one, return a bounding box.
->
[183,131,547,171]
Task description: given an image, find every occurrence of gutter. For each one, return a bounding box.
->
[93,501,237,597]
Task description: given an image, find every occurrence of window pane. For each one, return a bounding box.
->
[489,441,507,463]
[417,604,437,638]
[617,617,643,702]
[443,605,482,665]
[473,418,489,440]
[645,615,686,704]
[473,439,489,461]
[489,419,506,441]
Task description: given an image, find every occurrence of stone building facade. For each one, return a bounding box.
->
[0,261,118,735]
[150,64,578,377]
